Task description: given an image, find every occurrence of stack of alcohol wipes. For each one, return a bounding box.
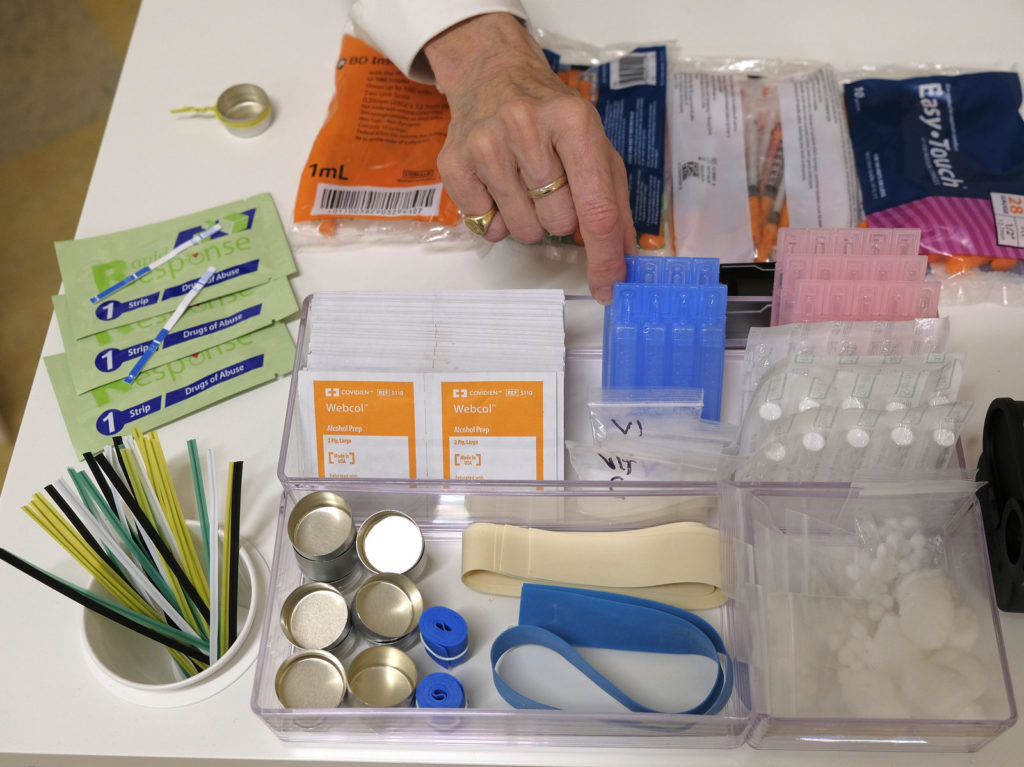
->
[296,290,565,481]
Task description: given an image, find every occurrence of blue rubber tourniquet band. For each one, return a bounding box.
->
[416,672,466,708]
[419,605,469,669]
[490,584,733,714]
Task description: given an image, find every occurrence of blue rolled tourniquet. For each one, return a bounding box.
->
[416,672,466,709]
[419,605,469,669]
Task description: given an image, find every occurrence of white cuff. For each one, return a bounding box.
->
[349,0,528,83]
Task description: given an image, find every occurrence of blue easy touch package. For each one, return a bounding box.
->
[844,71,1024,258]
[603,256,727,420]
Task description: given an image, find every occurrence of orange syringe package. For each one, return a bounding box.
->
[293,35,461,243]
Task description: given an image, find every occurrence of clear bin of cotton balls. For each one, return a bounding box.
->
[836,515,991,720]
[734,485,1014,730]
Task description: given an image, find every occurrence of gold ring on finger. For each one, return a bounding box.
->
[527,174,569,199]
[463,205,497,236]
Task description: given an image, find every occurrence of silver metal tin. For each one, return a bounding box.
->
[280,582,351,653]
[287,491,357,583]
[356,509,425,579]
[274,650,348,709]
[347,646,418,708]
[352,572,423,646]
[215,83,272,138]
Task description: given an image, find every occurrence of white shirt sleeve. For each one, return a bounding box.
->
[349,0,528,83]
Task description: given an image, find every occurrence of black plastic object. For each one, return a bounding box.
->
[976,398,1024,611]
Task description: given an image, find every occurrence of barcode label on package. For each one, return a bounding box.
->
[610,51,658,90]
[312,183,443,218]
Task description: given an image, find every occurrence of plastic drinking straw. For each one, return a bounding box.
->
[63,473,179,610]
[77,453,208,676]
[206,449,220,662]
[109,440,145,549]
[90,224,221,304]
[93,453,209,620]
[89,450,147,565]
[43,483,123,580]
[218,463,232,657]
[62,472,170,619]
[114,441,174,581]
[64,469,172,602]
[121,436,207,633]
[55,478,201,638]
[125,435,185,565]
[124,266,216,384]
[0,549,209,663]
[82,452,118,523]
[147,432,209,600]
[225,461,242,649]
[187,439,211,566]
[24,496,145,614]
[23,494,196,682]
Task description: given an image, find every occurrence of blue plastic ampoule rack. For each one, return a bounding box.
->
[602,256,726,420]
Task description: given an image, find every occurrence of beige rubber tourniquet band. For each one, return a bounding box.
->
[461,521,725,610]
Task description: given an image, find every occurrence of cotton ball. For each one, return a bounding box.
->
[895,569,956,651]
[840,668,909,718]
[930,648,988,701]
[865,612,922,674]
[901,515,922,532]
[901,658,975,718]
[947,604,980,652]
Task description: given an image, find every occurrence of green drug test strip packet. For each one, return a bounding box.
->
[56,193,296,340]
[45,323,296,454]
[54,277,299,394]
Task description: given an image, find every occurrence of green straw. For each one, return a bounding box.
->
[0,548,209,662]
[187,439,211,566]
[94,453,210,622]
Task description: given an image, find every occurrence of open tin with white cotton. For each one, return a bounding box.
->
[279,581,352,654]
[356,509,425,579]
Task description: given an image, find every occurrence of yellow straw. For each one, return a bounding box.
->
[135,433,210,637]
[147,432,209,602]
[25,497,151,616]
[119,440,204,635]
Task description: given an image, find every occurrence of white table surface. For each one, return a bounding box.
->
[2,0,1023,764]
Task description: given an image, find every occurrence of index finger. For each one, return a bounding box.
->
[555,126,635,304]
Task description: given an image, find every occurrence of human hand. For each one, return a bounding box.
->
[424,13,635,304]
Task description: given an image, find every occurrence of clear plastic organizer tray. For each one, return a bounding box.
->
[720,483,1017,752]
[250,484,751,748]
[253,291,1015,751]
